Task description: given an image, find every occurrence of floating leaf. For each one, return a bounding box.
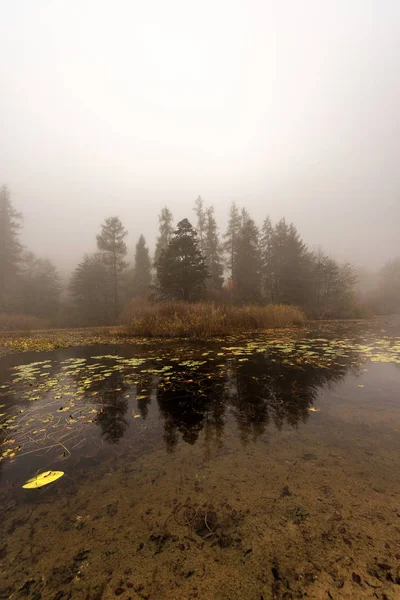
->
[22,470,64,489]
[308,407,320,412]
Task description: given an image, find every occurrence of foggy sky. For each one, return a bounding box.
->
[1,0,399,273]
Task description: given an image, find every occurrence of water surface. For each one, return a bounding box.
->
[1,320,400,599]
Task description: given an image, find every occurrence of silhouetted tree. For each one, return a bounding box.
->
[370,258,400,314]
[270,218,311,306]
[154,207,173,265]
[155,218,208,301]
[18,252,61,319]
[97,216,128,319]
[223,202,241,286]
[309,251,358,317]
[0,186,22,311]
[193,196,206,255]
[70,253,112,324]
[260,215,275,303]
[203,205,224,292]
[131,234,152,298]
[235,209,262,303]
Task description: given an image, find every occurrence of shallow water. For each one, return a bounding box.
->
[1,320,400,599]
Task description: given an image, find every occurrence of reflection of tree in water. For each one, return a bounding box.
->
[229,351,355,444]
[95,372,129,444]
[156,347,362,450]
[156,366,226,452]
[135,373,156,420]
[71,365,130,445]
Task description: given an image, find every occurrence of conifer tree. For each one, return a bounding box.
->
[155,218,208,301]
[203,206,224,291]
[260,215,275,303]
[235,209,262,303]
[96,216,128,319]
[154,207,173,265]
[18,252,61,319]
[223,202,241,284]
[70,253,113,324]
[271,218,311,306]
[193,196,206,255]
[132,234,152,298]
[0,186,22,310]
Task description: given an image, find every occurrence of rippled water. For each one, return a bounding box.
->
[1,320,400,599]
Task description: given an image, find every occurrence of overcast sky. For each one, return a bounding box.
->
[1,0,399,273]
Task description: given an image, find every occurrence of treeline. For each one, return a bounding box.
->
[68,197,363,323]
[1,186,399,328]
[0,186,60,327]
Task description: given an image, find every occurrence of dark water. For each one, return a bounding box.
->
[1,321,400,599]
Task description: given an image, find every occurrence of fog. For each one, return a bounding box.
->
[1,0,399,272]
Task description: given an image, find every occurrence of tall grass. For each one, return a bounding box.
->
[121,300,306,339]
[0,312,49,333]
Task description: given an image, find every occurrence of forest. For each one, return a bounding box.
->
[0,185,399,330]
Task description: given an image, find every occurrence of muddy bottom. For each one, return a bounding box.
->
[1,321,400,599]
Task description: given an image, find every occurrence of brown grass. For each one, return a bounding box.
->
[121,300,306,339]
[0,313,49,333]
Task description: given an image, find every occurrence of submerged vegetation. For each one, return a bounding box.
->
[122,301,306,338]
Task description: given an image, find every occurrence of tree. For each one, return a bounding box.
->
[154,207,173,265]
[193,196,206,255]
[336,261,358,313]
[260,215,275,303]
[310,250,340,316]
[368,258,400,314]
[70,253,112,324]
[131,234,152,298]
[96,216,128,320]
[223,202,241,284]
[155,218,208,301]
[270,218,311,306]
[203,206,224,291]
[18,252,61,319]
[309,251,358,317]
[0,186,22,310]
[235,209,262,303]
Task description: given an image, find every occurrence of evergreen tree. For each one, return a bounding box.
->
[70,253,113,324]
[96,216,128,319]
[310,250,341,316]
[131,234,152,298]
[270,218,311,306]
[260,215,275,303]
[203,206,224,291]
[155,218,208,301]
[154,207,173,265]
[235,209,262,303]
[223,202,241,285]
[193,196,206,255]
[0,186,22,310]
[18,252,61,319]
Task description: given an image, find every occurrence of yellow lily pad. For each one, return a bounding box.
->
[22,471,64,489]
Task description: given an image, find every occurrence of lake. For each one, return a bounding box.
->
[1,319,400,599]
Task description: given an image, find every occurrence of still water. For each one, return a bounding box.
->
[1,321,400,599]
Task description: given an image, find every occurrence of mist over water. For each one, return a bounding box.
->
[1,7,400,596]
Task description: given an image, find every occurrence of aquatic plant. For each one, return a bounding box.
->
[121,301,306,338]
